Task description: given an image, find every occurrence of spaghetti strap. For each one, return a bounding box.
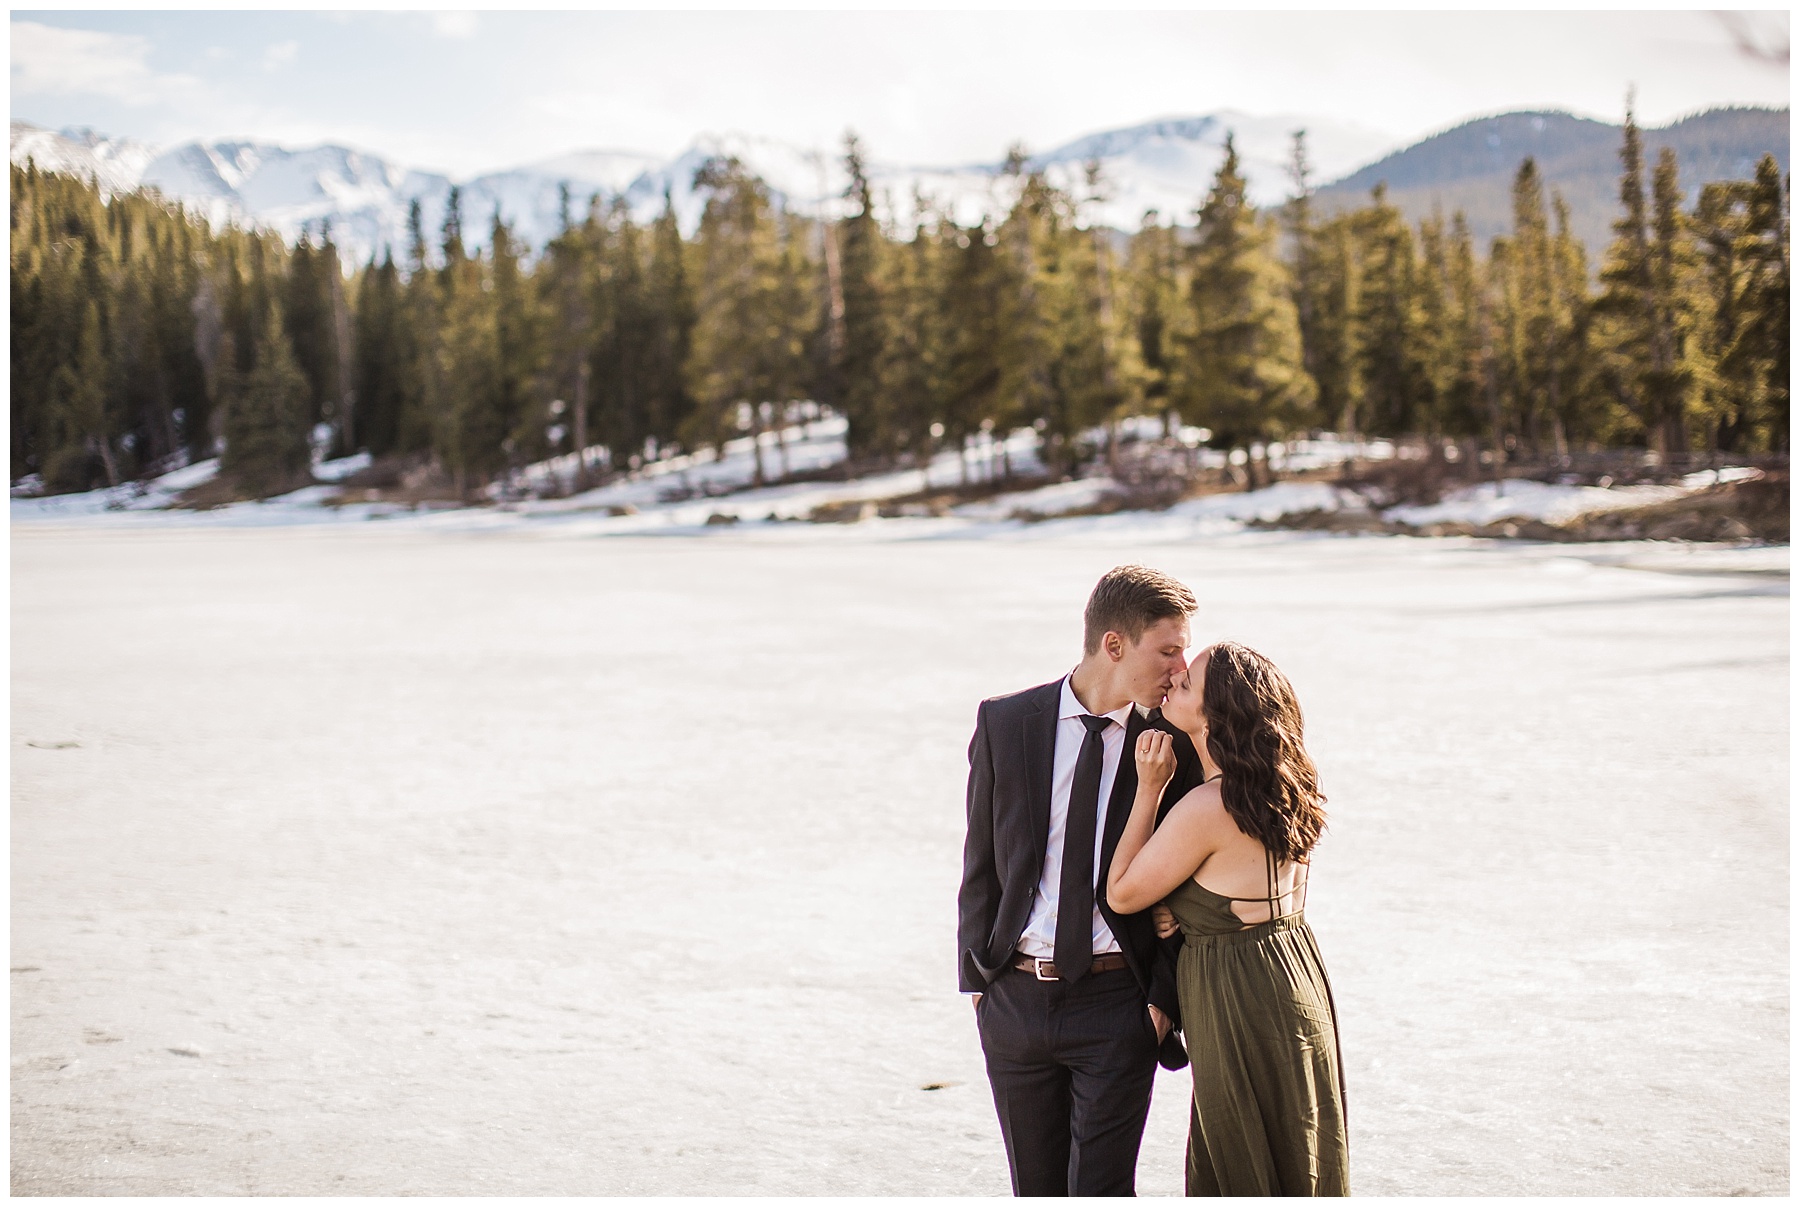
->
[1265,847,1280,923]
[1190,849,1306,926]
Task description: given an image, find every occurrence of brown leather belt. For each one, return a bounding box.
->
[1011,952,1129,981]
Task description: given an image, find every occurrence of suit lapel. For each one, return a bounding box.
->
[1098,708,1147,881]
[1022,682,1059,869]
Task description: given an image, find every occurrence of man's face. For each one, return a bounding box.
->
[1161,645,1210,733]
[1115,615,1192,710]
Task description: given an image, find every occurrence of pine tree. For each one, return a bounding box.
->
[322,228,355,456]
[1645,148,1701,453]
[874,209,935,462]
[1487,161,1592,454]
[1074,161,1145,471]
[1308,214,1363,436]
[1009,162,1127,475]
[1502,159,1556,451]
[1487,230,1524,453]
[1740,155,1790,450]
[13,169,118,488]
[538,188,596,484]
[1413,213,1459,439]
[936,217,1005,480]
[431,191,505,493]
[352,253,406,456]
[589,200,646,466]
[148,221,211,463]
[1354,184,1428,438]
[284,229,339,440]
[397,198,441,457]
[685,156,811,484]
[1591,105,1699,453]
[1125,211,1182,426]
[1284,130,1325,409]
[835,133,890,461]
[220,299,312,496]
[1693,178,1751,451]
[46,301,118,489]
[489,207,541,476]
[1545,194,1594,451]
[8,168,239,484]
[1172,134,1316,482]
[105,224,157,477]
[768,208,822,472]
[1438,213,1491,439]
[643,189,696,459]
[990,152,1063,476]
[1691,154,1789,452]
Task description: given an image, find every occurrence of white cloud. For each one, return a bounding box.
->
[430,12,478,40]
[10,20,205,106]
[11,11,1787,182]
[262,40,300,70]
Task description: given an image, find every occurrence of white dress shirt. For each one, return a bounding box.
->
[1016,676,1139,960]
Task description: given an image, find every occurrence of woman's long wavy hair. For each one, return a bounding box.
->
[1199,641,1327,863]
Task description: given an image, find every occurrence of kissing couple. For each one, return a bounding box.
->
[959,564,1348,1196]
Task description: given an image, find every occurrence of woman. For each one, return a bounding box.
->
[1106,641,1347,1196]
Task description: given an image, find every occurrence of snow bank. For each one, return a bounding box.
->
[312,452,372,483]
[10,424,1050,534]
[13,438,1776,549]
[1385,479,1688,528]
[9,453,392,526]
[952,477,1123,520]
[1679,466,1765,488]
[509,417,853,506]
[1166,480,1360,522]
[9,458,221,518]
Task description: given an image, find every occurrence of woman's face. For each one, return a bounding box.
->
[1162,645,1211,734]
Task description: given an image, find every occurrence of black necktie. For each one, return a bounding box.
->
[1054,713,1113,983]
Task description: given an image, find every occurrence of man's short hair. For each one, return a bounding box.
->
[1083,564,1197,655]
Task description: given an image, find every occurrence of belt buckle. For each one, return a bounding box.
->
[1032,957,1057,982]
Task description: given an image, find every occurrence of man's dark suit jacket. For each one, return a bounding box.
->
[959,677,1205,1071]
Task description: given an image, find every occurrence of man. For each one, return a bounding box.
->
[959,564,1205,1197]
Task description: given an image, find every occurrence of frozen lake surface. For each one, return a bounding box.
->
[11,521,1788,1195]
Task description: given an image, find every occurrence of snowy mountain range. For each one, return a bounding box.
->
[10,112,1395,266]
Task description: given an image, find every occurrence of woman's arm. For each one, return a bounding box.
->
[1107,731,1218,914]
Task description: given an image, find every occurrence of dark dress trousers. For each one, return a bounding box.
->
[959,678,1204,1196]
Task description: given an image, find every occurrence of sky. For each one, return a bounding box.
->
[9,9,1791,177]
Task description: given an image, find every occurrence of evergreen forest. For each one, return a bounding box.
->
[10,107,1790,499]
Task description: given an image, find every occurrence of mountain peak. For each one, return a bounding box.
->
[13,112,1398,258]
[1316,105,1788,257]
[12,107,1784,271]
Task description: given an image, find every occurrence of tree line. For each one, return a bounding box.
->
[10,106,1788,497]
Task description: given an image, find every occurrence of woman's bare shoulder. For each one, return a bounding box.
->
[1166,778,1225,824]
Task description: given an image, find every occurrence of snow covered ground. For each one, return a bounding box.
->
[17,420,1759,542]
[9,418,1046,533]
[10,520,1787,1195]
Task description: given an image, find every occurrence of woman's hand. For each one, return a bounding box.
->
[1151,902,1178,940]
[1135,729,1176,796]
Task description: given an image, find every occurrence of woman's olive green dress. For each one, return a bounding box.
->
[1165,850,1348,1196]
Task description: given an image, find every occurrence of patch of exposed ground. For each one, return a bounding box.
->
[1259,475,1788,544]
